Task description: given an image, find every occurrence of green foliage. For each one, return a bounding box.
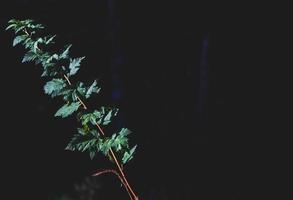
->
[55,102,81,118]
[122,145,137,164]
[13,34,28,46]
[65,126,136,163]
[6,19,137,165]
[22,50,38,63]
[68,57,85,76]
[85,80,100,98]
[44,78,66,97]
[79,107,118,127]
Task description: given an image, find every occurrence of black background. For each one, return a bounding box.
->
[0,1,287,199]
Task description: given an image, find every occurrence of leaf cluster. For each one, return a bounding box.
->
[6,19,137,165]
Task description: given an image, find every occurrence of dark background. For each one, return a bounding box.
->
[0,1,287,199]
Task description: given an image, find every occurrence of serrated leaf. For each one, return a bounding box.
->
[22,51,38,63]
[44,78,66,97]
[85,80,100,98]
[98,138,112,156]
[60,88,73,101]
[111,128,131,152]
[45,35,56,44]
[122,145,137,164]
[102,108,119,125]
[118,128,131,137]
[80,110,102,126]
[65,133,97,154]
[45,53,59,64]
[76,82,87,97]
[13,35,27,46]
[55,102,81,118]
[59,45,72,59]
[27,23,44,29]
[68,57,85,76]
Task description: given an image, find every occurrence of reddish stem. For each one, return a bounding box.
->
[63,74,139,200]
[93,169,134,200]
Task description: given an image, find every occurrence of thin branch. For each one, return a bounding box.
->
[22,27,139,200]
[93,169,134,200]
[76,95,87,110]
[63,74,87,110]
[63,74,139,200]
[63,74,72,85]
[24,28,29,36]
[95,122,138,200]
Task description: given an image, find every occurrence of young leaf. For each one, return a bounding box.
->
[45,35,56,45]
[59,45,72,59]
[80,110,102,126]
[76,82,87,97]
[55,102,81,118]
[112,128,131,151]
[98,138,112,156]
[122,145,137,164]
[85,80,100,99]
[89,150,96,160]
[8,19,17,23]
[101,108,119,125]
[68,57,85,76]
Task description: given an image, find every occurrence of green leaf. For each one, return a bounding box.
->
[13,35,27,46]
[27,23,44,29]
[78,127,99,137]
[6,23,17,30]
[89,150,96,160]
[98,138,112,156]
[35,52,50,65]
[33,38,43,53]
[114,128,131,151]
[89,151,96,159]
[80,110,102,126]
[22,51,38,63]
[8,19,18,23]
[85,80,100,99]
[60,88,74,102]
[55,102,81,118]
[45,53,59,64]
[45,35,56,44]
[15,26,25,33]
[110,128,131,152]
[59,45,72,59]
[23,38,34,49]
[76,82,86,97]
[44,78,66,97]
[65,133,97,153]
[102,108,119,125]
[118,128,131,137]
[122,145,137,164]
[68,57,85,76]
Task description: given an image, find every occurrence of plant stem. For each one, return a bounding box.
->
[93,169,133,200]
[20,27,138,200]
[63,74,139,200]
